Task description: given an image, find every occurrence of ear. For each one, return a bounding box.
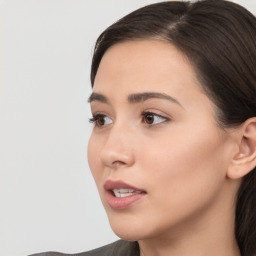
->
[227,117,256,180]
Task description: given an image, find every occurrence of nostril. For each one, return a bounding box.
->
[100,145,135,168]
[112,160,126,167]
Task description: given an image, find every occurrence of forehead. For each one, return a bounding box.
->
[93,40,210,108]
[94,40,198,87]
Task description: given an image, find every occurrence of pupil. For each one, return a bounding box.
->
[98,117,105,126]
[146,114,154,124]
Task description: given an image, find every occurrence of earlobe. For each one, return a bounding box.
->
[227,117,256,180]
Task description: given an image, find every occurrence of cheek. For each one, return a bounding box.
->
[87,134,102,182]
[140,126,228,205]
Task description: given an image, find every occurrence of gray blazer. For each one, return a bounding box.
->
[29,240,140,256]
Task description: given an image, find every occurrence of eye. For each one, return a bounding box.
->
[142,112,168,125]
[89,114,113,127]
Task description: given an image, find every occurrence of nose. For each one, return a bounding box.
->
[100,124,135,169]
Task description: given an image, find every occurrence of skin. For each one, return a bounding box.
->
[87,40,241,256]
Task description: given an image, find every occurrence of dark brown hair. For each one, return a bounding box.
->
[90,1,256,255]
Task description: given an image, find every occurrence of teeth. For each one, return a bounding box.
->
[112,188,142,198]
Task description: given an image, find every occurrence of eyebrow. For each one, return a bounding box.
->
[88,92,108,103]
[128,92,182,106]
[88,92,182,107]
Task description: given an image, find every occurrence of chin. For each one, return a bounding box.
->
[107,214,146,241]
[108,214,161,242]
[112,227,145,241]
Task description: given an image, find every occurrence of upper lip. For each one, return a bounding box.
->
[104,179,145,192]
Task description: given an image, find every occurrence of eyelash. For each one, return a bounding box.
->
[141,112,169,126]
[89,112,169,128]
[89,114,112,127]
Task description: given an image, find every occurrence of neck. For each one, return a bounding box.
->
[139,231,240,256]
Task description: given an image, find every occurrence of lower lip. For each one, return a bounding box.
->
[106,191,146,209]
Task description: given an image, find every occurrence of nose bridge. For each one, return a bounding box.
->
[100,120,135,168]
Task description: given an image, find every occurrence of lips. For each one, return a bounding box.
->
[104,180,145,195]
[104,180,146,209]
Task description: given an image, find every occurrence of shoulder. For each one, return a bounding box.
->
[29,240,139,256]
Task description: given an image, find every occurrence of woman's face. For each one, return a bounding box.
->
[88,40,236,241]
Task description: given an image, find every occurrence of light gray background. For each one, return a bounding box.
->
[0,0,255,255]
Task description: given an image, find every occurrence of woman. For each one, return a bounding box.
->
[32,0,256,255]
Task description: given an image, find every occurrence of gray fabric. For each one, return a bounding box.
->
[29,240,140,256]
